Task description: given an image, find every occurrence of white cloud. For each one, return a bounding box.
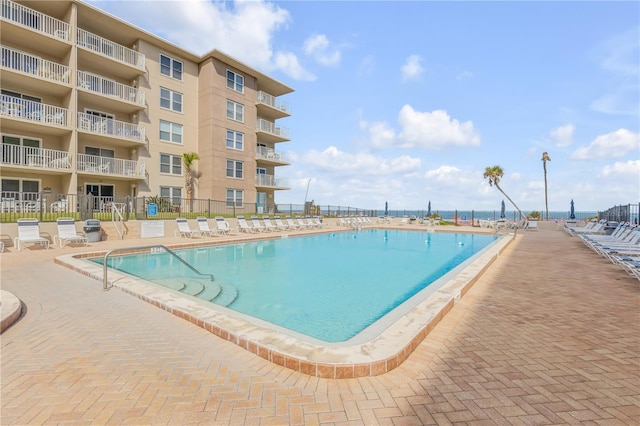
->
[357,55,376,77]
[397,105,481,149]
[550,124,575,148]
[571,129,640,160]
[598,160,640,178]
[401,55,424,81]
[87,0,315,81]
[300,146,421,176]
[456,70,473,80]
[303,34,341,66]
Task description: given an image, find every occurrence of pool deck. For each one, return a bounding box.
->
[1,223,639,424]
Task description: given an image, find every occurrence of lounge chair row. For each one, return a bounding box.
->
[175,215,327,238]
[10,218,88,251]
[337,216,375,228]
[576,222,640,280]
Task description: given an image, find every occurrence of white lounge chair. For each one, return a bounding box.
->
[174,218,202,238]
[53,218,88,247]
[215,217,232,235]
[14,218,50,251]
[196,217,217,237]
[295,216,309,229]
[274,216,291,230]
[250,215,267,232]
[526,219,538,231]
[262,216,279,232]
[285,216,300,229]
[236,216,256,233]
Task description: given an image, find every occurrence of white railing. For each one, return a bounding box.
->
[1,144,71,170]
[77,70,145,106]
[1,46,70,84]
[77,112,145,143]
[111,203,125,240]
[256,91,290,114]
[256,174,289,188]
[1,0,70,41]
[76,28,145,70]
[256,146,288,163]
[256,118,290,139]
[0,94,69,126]
[77,153,145,178]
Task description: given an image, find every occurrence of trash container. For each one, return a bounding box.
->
[83,219,101,242]
[604,221,619,235]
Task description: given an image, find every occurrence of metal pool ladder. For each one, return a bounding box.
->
[103,245,214,290]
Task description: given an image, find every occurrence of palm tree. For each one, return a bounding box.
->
[541,152,551,221]
[483,165,524,218]
[182,152,200,208]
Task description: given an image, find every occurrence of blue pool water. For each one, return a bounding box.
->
[96,230,498,342]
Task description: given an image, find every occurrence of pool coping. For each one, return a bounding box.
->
[54,229,515,378]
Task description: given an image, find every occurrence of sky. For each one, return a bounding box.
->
[87,0,640,213]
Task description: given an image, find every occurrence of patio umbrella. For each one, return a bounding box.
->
[384,201,388,216]
[570,199,576,219]
[500,200,505,218]
[427,200,431,217]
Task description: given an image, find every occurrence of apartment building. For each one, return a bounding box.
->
[0,0,292,215]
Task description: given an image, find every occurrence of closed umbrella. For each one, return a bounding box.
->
[570,199,576,219]
[500,200,505,218]
[384,201,388,216]
[427,200,431,217]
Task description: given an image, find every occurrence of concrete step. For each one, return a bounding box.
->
[99,221,139,241]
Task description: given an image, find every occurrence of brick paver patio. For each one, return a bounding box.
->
[1,226,638,425]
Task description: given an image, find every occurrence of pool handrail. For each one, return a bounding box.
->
[103,245,214,290]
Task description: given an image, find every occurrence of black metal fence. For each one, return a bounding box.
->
[598,203,640,224]
[2,192,633,224]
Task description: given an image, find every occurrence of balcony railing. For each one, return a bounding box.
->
[1,46,70,84]
[77,28,145,70]
[77,153,145,178]
[256,118,290,139]
[0,94,69,126]
[77,112,145,143]
[256,174,289,188]
[78,70,145,106]
[256,146,288,163]
[1,144,71,170]
[1,0,70,41]
[256,91,290,114]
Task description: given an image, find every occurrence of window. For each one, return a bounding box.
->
[160,87,183,112]
[226,100,243,122]
[160,153,182,175]
[159,120,183,144]
[160,54,183,80]
[160,186,182,206]
[2,134,41,164]
[226,70,244,93]
[2,178,40,200]
[226,130,243,150]
[226,159,243,179]
[85,146,114,158]
[226,189,243,207]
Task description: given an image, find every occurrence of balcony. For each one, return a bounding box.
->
[1,46,70,92]
[256,118,290,144]
[76,28,145,78]
[256,91,290,120]
[256,146,289,166]
[77,70,145,112]
[77,112,145,147]
[77,153,145,180]
[1,0,70,42]
[1,95,69,132]
[255,174,290,190]
[1,144,71,174]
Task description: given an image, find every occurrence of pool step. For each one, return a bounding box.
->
[211,284,238,307]
[195,281,222,301]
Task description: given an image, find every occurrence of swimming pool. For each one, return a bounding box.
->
[95,229,498,343]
